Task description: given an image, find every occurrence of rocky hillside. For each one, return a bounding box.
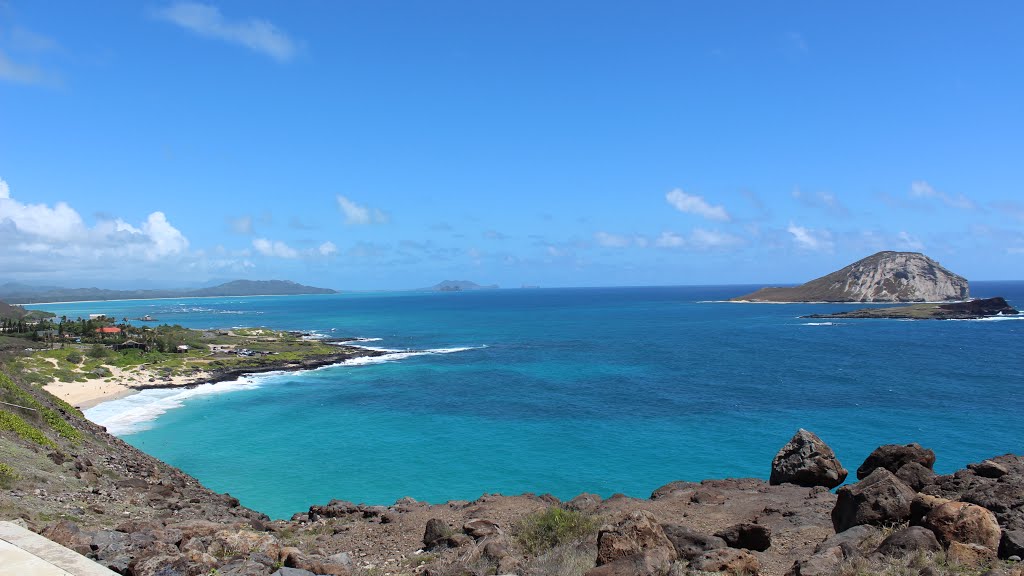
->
[2,368,1023,576]
[733,251,970,303]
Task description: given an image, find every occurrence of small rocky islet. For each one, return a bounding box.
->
[2,368,1023,576]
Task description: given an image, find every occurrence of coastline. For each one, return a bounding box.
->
[43,344,386,410]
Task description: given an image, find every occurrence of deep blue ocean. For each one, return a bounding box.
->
[31,282,1024,520]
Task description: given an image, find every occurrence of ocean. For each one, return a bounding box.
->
[31,282,1024,520]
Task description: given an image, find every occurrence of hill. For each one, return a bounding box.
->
[424,280,500,292]
[732,251,970,302]
[0,300,55,321]
[0,280,336,304]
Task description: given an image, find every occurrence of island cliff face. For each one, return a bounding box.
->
[733,251,970,303]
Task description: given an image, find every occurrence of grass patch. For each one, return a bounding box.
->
[0,410,56,448]
[513,507,598,555]
[0,462,18,488]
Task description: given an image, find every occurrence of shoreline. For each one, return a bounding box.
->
[44,345,386,410]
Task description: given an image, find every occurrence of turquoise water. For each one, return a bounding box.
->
[33,283,1024,520]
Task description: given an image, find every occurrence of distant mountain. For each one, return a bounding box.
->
[0,280,336,304]
[732,251,970,303]
[424,280,499,292]
[188,280,336,297]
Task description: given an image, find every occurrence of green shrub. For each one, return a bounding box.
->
[86,344,110,359]
[64,352,83,364]
[513,507,598,555]
[0,410,56,448]
[42,409,81,443]
[0,462,18,488]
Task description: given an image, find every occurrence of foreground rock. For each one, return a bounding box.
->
[732,251,969,302]
[832,468,916,532]
[770,429,847,489]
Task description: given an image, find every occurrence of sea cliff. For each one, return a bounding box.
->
[2,369,1022,576]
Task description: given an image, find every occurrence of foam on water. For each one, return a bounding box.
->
[85,376,269,436]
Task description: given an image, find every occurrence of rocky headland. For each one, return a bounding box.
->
[732,251,970,303]
[802,296,1020,321]
[3,368,1023,576]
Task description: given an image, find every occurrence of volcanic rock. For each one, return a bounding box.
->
[857,443,936,480]
[922,501,1001,550]
[595,510,677,566]
[660,524,726,560]
[770,429,848,489]
[690,547,761,575]
[875,526,942,556]
[832,468,916,532]
[715,522,772,551]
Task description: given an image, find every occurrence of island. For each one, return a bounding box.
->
[732,251,969,303]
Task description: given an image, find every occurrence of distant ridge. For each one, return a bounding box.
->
[423,280,499,292]
[732,251,970,303]
[0,280,336,304]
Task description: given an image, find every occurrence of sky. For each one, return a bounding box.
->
[1,1,1022,290]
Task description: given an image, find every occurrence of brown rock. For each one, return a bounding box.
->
[832,468,916,532]
[585,548,673,576]
[896,462,936,491]
[690,547,760,575]
[946,541,997,566]
[770,429,848,489]
[714,522,771,551]
[787,546,844,576]
[463,518,501,539]
[857,443,935,480]
[923,501,1001,550]
[911,493,952,526]
[208,529,281,560]
[875,526,942,556]
[596,510,678,566]
[40,520,91,556]
[660,524,726,560]
[969,460,1010,479]
[423,518,451,549]
[1001,529,1024,559]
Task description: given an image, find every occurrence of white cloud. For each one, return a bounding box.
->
[337,195,388,225]
[0,49,53,86]
[655,231,685,248]
[0,177,190,268]
[897,231,925,251]
[143,212,190,256]
[595,231,631,248]
[154,2,297,62]
[653,228,744,250]
[252,237,299,258]
[792,187,849,216]
[230,215,253,234]
[665,188,730,221]
[787,223,834,252]
[910,180,976,210]
[318,241,337,256]
[690,228,744,249]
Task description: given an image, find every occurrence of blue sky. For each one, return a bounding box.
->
[1,1,1022,290]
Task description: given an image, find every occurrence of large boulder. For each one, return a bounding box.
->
[660,524,726,560]
[921,501,1001,551]
[875,526,942,556]
[856,443,935,480]
[1001,529,1024,559]
[770,429,848,489]
[595,510,677,566]
[895,462,936,491]
[832,468,916,532]
[714,523,772,552]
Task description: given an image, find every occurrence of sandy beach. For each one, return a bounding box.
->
[44,365,212,409]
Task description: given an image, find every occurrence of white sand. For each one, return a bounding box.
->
[44,365,212,409]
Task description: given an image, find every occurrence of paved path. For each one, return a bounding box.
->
[0,521,117,576]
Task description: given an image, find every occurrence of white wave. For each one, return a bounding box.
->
[952,314,1024,322]
[801,322,838,326]
[84,376,267,436]
[342,345,486,366]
